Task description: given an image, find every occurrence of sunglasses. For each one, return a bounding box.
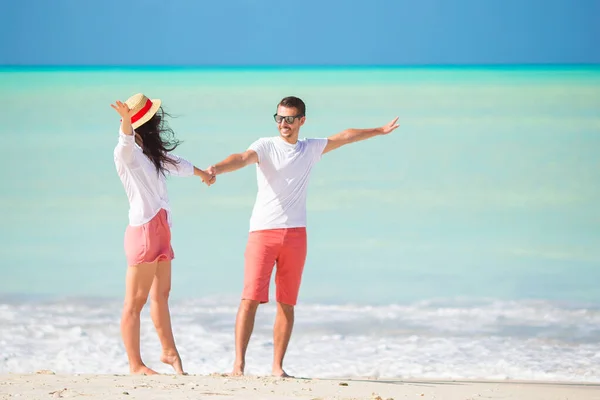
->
[273,114,304,124]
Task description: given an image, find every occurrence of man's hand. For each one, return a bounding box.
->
[203,165,217,186]
[323,116,400,155]
[202,170,216,187]
[379,117,400,135]
[206,165,217,177]
[195,167,216,187]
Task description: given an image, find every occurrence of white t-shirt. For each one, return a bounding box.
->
[247,136,328,232]
[114,129,195,227]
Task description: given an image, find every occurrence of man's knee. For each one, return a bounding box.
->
[277,301,294,313]
[239,299,260,314]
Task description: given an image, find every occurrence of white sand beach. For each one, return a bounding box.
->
[1,372,599,400]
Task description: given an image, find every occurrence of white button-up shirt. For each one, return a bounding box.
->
[114,129,195,227]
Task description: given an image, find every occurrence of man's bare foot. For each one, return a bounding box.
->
[160,352,185,375]
[130,365,159,375]
[229,361,244,376]
[272,368,293,378]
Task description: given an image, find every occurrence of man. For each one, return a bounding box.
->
[207,96,399,377]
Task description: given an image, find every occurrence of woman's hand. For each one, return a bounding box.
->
[110,100,135,135]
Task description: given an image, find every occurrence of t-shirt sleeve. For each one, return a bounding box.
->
[248,138,270,164]
[306,138,328,162]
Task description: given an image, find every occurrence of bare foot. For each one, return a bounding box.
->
[130,365,159,375]
[161,352,185,375]
[272,368,293,378]
[229,362,244,376]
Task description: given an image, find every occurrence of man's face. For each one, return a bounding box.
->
[274,105,305,140]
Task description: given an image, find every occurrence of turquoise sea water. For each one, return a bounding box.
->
[1,66,598,304]
[0,66,599,379]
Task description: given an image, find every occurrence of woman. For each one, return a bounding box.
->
[111,93,214,375]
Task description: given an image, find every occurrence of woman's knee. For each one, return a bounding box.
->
[150,287,171,304]
[123,294,148,315]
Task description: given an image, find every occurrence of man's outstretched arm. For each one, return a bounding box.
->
[208,149,259,176]
[322,117,399,155]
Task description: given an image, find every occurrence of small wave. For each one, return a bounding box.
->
[0,296,598,381]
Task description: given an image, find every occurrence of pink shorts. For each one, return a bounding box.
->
[243,227,307,306]
[124,209,174,266]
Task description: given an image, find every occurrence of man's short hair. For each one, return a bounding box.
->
[278,96,306,116]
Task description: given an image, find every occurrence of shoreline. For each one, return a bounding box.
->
[2,373,599,400]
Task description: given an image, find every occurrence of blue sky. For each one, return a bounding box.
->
[1,0,598,66]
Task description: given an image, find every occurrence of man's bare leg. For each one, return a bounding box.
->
[232,299,260,376]
[149,260,185,374]
[272,302,294,377]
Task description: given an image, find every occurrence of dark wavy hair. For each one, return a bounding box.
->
[135,107,181,176]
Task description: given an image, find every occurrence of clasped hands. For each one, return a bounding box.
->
[200,165,217,187]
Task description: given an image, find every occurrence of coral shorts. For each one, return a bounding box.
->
[124,209,174,266]
[243,227,307,306]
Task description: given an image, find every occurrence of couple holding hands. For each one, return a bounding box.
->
[111,93,399,377]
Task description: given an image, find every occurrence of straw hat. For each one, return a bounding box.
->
[125,93,162,129]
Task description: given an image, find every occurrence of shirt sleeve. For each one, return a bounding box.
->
[163,154,195,177]
[248,138,270,164]
[114,128,136,163]
[306,138,328,162]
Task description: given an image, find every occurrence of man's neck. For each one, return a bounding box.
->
[279,135,298,145]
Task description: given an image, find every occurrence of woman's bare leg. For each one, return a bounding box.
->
[150,260,184,374]
[121,261,159,375]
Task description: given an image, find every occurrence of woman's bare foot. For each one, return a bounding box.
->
[272,368,293,378]
[160,352,185,375]
[130,365,159,375]
[230,361,245,376]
